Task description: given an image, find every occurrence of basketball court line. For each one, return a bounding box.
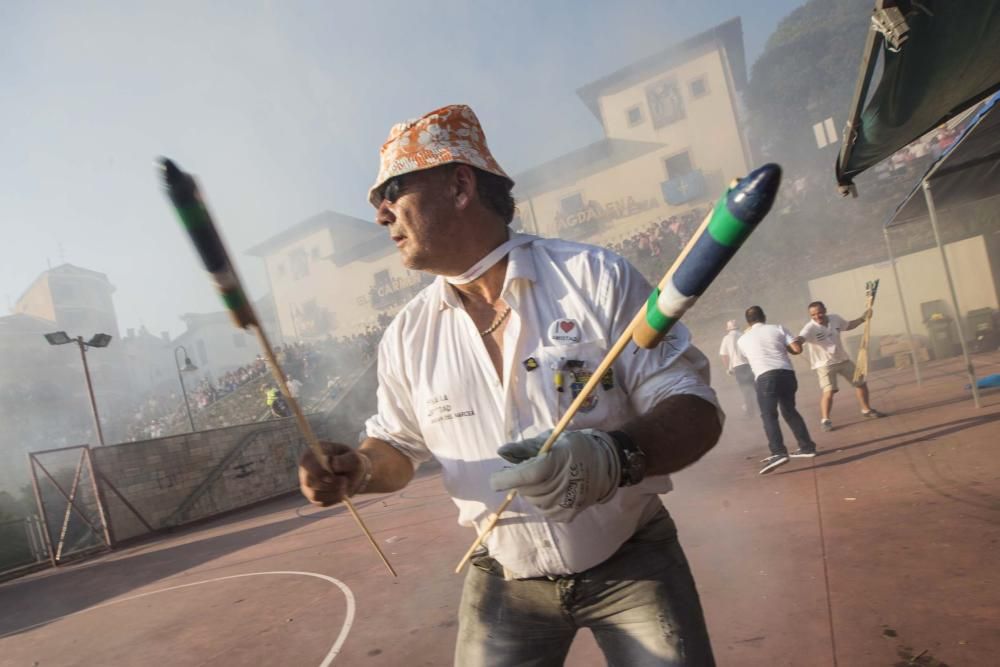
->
[0,571,355,666]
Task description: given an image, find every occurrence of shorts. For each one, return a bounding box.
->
[817,360,862,393]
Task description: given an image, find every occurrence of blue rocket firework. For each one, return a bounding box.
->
[633,163,782,348]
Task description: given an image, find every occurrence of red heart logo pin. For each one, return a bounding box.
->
[559,321,574,333]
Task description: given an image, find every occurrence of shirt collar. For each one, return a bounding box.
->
[434,233,539,311]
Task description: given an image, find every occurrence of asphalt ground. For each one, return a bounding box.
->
[1,351,998,666]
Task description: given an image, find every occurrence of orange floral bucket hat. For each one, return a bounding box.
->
[368,104,514,206]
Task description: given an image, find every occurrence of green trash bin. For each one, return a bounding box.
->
[926,316,957,360]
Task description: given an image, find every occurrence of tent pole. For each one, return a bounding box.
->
[883,228,922,385]
[836,2,883,194]
[921,181,980,407]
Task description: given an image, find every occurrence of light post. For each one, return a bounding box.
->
[44,331,112,447]
[174,346,198,432]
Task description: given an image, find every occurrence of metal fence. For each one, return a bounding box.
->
[0,515,48,576]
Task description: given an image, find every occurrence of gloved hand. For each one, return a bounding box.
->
[489,429,621,522]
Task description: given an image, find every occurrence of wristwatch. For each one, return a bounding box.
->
[609,430,647,487]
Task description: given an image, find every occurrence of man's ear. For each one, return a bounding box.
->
[452,164,477,210]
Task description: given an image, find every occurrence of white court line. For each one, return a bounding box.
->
[0,571,355,666]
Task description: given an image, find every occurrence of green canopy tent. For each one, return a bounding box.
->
[836,0,1000,194]
[836,1,1000,407]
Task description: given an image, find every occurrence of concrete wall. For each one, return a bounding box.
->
[92,417,325,542]
[807,235,998,345]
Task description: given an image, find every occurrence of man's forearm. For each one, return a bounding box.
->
[617,394,722,476]
[358,437,415,493]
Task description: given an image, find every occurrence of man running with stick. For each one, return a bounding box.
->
[794,300,884,432]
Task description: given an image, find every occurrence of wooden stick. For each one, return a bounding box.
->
[251,324,397,578]
[455,164,782,573]
[853,281,878,385]
[160,157,396,577]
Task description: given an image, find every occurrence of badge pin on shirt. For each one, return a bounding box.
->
[548,319,581,344]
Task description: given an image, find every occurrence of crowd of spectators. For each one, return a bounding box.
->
[119,323,389,441]
[606,207,707,284]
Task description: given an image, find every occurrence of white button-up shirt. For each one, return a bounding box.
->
[365,235,718,578]
[736,322,796,379]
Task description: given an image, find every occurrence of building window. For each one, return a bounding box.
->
[664,152,694,179]
[645,78,685,128]
[560,193,584,214]
[288,248,309,280]
[232,333,247,348]
[626,105,643,127]
[311,246,321,260]
[689,76,709,99]
[196,339,208,365]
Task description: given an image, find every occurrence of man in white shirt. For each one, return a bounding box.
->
[737,306,818,474]
[719,319,757,416]
[297,105,722,666]
[794,301,884,432]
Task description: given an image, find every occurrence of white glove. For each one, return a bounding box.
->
[489,429,621,522]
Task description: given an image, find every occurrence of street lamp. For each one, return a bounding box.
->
[174,346,198,432]
[44,330,112,446]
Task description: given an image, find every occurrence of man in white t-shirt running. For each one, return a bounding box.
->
[719,319,757,416]
[793,301,884,432]
[737,306,818,474]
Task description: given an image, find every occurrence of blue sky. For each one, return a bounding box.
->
[1,0,805,338]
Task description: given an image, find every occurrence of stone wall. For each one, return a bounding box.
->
[93,416,322,542]
[87,360,379,544]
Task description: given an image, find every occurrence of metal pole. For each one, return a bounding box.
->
[54,449,86,562]
[27,453,57,567]
[77,337,106,446]
[85,446,115,548]
[883,228,922,385]
[922,181,980,407]
[836,3,883,195]
[175,346,196,432]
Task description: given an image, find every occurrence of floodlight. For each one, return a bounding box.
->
[87,333,113,348]
[44,331,72,346]
[181,357,198,372]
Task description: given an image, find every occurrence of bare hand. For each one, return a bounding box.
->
[298,442,370,507]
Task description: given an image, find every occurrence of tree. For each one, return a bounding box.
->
[746,0,873,174]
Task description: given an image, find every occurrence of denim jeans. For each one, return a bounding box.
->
[754,369,816,456]
[455,507,715,667]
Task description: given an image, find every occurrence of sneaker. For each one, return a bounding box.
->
[759,455,789,474]
[790,449,817,458]
[821,419,833,432]
[862,409,885,419]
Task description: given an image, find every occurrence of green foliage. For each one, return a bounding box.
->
[747,0,873,171]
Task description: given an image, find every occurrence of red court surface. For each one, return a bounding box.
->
[1,352,998,666]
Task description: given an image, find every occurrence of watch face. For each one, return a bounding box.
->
[623,450,647,486]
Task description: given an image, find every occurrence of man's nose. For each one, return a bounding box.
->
[375,200,395,226]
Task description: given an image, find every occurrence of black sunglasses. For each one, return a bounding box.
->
[378,175,406,206]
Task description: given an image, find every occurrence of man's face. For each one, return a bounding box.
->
[809,305,828,325]
[373,168,462,272]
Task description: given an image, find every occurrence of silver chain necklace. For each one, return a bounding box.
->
[479,306,512,336]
